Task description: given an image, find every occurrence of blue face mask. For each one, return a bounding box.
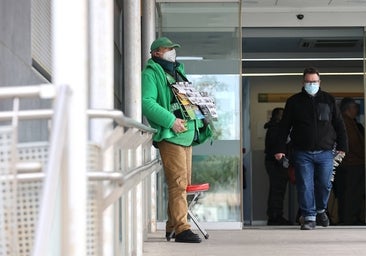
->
[304,82,319,96]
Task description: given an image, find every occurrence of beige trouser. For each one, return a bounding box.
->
[157,140,192,235]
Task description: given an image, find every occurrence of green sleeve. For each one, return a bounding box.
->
[142,70,175,129]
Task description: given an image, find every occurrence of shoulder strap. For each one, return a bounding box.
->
[165,70,189,86]
[165,72,176,85]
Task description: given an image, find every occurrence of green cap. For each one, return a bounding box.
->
[150,37,181,52]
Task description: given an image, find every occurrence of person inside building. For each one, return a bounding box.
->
[264,107,292,225]
[274,67,348,230]
[335,97,365,225]
[141,37,212,243]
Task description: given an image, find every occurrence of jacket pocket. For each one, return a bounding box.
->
[317,103,331,121]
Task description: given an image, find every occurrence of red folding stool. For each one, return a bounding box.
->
[186,183,210,239]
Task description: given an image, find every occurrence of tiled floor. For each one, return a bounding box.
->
[144,226,366,256]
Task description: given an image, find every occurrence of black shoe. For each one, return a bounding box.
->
[165,232,176,241]
[267,216,293,225]
[301,221,316,230]
[316,212,329,227]
[175,229,202,243]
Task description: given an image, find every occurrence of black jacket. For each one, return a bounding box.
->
[276,88,348,153]
[264,119,282,161]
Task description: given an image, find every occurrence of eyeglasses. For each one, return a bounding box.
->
[304,80,320,83]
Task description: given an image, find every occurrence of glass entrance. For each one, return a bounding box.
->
[243,27,365,225]
[155,2,243,228]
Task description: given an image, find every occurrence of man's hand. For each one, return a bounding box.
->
[274,153,286,161]
[172,118,187,133]
[337,151,345,156]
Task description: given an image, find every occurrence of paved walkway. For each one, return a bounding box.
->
[144,226,366,256]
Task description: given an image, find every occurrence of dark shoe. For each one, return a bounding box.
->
[175,229,202,243]
[295,209,302,224]
[165,232,176,241]
[301,221,316,230]
[298,216,304,225]
[316,212,330,227]
[267,216,293,225]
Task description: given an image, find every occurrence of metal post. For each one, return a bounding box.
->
[53,0,88,255]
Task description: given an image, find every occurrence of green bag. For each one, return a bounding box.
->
[192,119,213,146]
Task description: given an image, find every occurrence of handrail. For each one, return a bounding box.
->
[16,162,43,173]
[0,84,158,255]
[87,109,156,133]
[102,159,161,210]
[0,110,53,121]
[0,84,56,99]
[0,159,160,184]
[0,109,156,134]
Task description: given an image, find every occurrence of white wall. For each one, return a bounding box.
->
[0,0,49,142]
[0,0,47,86]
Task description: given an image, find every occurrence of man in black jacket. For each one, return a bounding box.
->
[275,67,348,230]
[264,107,292,225]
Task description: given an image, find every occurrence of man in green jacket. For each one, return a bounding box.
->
[142,37,211,243]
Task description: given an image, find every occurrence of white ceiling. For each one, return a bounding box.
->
[243,0,366,7]
[157,1,365,73]
[157,0,366,6]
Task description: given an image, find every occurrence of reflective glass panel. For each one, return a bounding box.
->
[156,2,242,226]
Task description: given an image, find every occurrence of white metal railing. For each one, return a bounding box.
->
[0,85,56,256]
[0,84,161,255]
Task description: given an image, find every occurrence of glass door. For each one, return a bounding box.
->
[242,27,365,225]
[155,1,243,228]
[364,26,366,224]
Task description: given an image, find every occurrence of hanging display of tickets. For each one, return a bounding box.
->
[171,82,218,121]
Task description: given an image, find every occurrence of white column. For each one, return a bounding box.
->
[142,0,156,64]
[142,0,157,234]
[124,0,141,120]
[124,1,143,255]
[89,0,114,140]
[53,0,88,255]
[89,1,114,255]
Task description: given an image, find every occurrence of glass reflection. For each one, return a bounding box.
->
[156,1,242,226]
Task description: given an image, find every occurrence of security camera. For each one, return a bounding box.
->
[296,14,304,20]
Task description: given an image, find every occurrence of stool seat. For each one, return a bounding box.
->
[186,183,210,193]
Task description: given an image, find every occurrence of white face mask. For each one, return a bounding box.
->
[304,82,320,96]
[161,49,176,62]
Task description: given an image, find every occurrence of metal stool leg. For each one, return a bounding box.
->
[187,191,209,239]
[188,209,209,239]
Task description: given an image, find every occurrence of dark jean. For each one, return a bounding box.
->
[265,159,289,218]
[292,150,333,221]
[335,164,365,224]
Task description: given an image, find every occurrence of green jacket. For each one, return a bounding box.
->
[141,59,212,146]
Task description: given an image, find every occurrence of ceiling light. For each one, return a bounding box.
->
[177,56,204,60]
[242,58,363,61]
[242,72,364,77]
